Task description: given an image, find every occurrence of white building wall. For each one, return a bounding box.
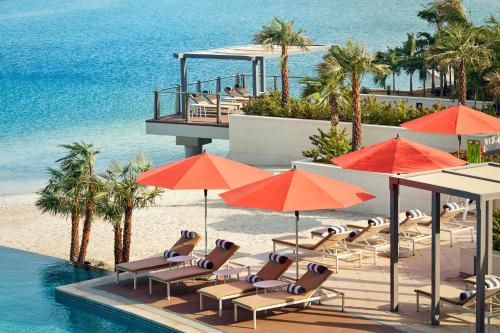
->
[362,94,491,109]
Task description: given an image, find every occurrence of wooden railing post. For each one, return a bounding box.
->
[153,90,160,120]
[175,85,181,114]
[216,93,221,125]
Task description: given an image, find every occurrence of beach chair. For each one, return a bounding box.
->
[224,87,249,102]
[396,210,432,255]
[234,84,251,97]
[346,217,391,264]
[188,94,238,117]
[197,253,293,316]
[272,226,362,273]
[415,277,500,327]
[418,203,474,247]
[115,230,201,290]
[232,263,343,329]
[202,92,244,110]
[148,239,239,300]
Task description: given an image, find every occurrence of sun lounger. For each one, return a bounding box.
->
[415,277,500,326]
[234,84,251,97]
[148,239,239,300]
[197,253,293,316]
[115,230,201,290]
[202,92,244,110]
[272,227,362,273]
[395,210,432,255]
[224,87,249,102]
[346,217,391,264]
[232,263,343,329]
[189,94,238,117]
[418,203,474,247]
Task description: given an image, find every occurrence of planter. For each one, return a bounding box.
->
[460,245,500,277]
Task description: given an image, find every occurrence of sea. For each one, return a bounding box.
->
[0,0,496,194]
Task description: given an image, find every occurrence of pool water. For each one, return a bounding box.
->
[0,246,161,333]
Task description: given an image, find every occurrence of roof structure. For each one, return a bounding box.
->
[174,44,332,61]
[393,162,500,201]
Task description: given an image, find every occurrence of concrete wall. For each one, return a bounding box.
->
[362,93,491,109]
[229,114,499,166]
[292,159,444,215]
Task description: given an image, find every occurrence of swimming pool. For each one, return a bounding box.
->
[0,246,173,333]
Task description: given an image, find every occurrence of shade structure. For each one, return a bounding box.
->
[401,105,500,153]
[137,152,272,254]
[331,136,466,174]
[220,168,375,278]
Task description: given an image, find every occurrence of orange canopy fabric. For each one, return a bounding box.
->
[331,137,466,174]
[219,169,374,212]
[400,105,500,135]
[137,153,272,190]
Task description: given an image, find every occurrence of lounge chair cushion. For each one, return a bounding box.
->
[287,283,305,295]
[197,259,214,269]
[272,235,320,250]
[199,280,254,298]
[163,250,179,259]
[485,277,500,289]
[328,225,348,234]
[234,291,309,310]
[246,274,263,283]
[368,217,385,226]
[116,256,170,273]
[269,253,288,264]
[443,202,461,211]
[181,230,197,239]
[149,265,210,282]
[416,285,465,305]
[307,263,327,274]
[406,209,425,218]
[215,239,234,250]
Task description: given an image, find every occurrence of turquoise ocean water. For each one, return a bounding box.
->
[0,0,496,194]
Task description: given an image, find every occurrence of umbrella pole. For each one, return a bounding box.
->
[295,210,299,280]
[204,189,208,256]
[458,135,462,158]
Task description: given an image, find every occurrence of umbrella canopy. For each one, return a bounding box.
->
[331,136,466,174]
[137,152,272,254]
[400,105,500,135]
[220,168,374,278]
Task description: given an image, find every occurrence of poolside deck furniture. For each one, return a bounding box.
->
[272,228,362,273]
[148,240,240,300]
[232,264,343,329]
[233,84,251,97]
[201,92,244,110]
[115,230,201,290]
[415,281,500,327]
[197,253,293,316]
[188,94,238,117]
[396,210,432,256]
[345,218,391,264]
[417,203,474,247]
[224,87,249,102]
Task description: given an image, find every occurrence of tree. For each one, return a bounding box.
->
[100,156,162,263]
[417,32,436,95]
[301,56,348,128]
[57,142,100,266]
[36,167,84,263]
[417,0,467,31]
[430,23,492,104]
[322,40,389,151]
[397,33,419,95]
[374,48,401,93]
[253,17,313,107]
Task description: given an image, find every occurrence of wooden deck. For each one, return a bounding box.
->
[147,113,229,127]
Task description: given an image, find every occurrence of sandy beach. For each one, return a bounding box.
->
[0,190,368,266]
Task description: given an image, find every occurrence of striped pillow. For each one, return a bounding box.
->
[443,202,461,211]
[307,263,327,274]
[215,239,234,250]
[287,283,305,295]
[486,277,500,289]
[368,217,385,226]
[181,230,197,239]
[269,253,288,264]
[163,250,179,259]
[406,209,424,219]
[197,259,214,270]
[459,289,476,301]
[328,225,348,234]
[347,229,361,240]
[246,274,263,284]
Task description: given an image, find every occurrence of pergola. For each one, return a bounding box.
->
[389,162,500,333]
[173,44,331,115]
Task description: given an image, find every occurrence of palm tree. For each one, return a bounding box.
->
[397,33,419,95]
[374,48,401,93]
[484,70,500,114]
[36,167,84,263]
[417,32,436,95]
[101,156,162,263]
[57,142,100,266]
[417,0,467,31]
[322,40,388,151]
[301,57,348,128]
[253,17,313,107]
[430,23,492,105]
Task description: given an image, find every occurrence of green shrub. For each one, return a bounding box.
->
[303,128,351,163]
[494,209,500,251]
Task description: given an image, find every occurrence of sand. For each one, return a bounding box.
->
[0,190,369,266]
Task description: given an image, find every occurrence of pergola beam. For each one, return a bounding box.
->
[389,181,399,312]
[476,200,487,333]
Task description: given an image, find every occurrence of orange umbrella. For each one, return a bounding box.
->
[401,105,500,152]
[220,168,374,278]
[137,152,272,254]
[331,136,466,174]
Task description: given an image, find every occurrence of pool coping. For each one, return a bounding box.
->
[56,274,224,333]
